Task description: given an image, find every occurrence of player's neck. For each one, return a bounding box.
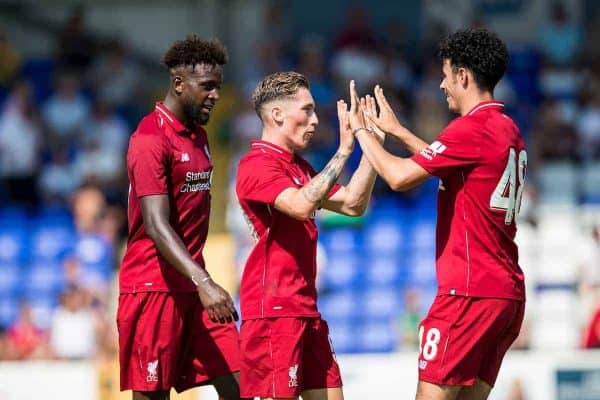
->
[261,129,295,154]
[459,91,494,116]
[162,94,185,123]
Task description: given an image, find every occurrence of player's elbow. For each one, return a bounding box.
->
[389,175,409,192]
[344,202,367,216]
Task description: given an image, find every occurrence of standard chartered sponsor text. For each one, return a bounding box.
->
[181,170,212,192]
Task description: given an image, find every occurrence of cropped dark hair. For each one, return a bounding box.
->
[162,35,228,69]
[439,28,509,93]
[252,71,310,118]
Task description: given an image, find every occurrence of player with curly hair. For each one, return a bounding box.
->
[348,28,526,400]
[117,35,246,400]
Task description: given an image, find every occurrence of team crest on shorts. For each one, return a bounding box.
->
[147,360,159,382]
[288,364,299,387]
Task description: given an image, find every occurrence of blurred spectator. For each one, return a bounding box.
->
[575,90,600,163]
[6,303,49,359]
[74,100,128,192]
[42,73,90,145]
[531,98,577,162]
[88,40,140,109]
[0,27,22,89]
[331,8,383,93]
[49,286,98,359]
[537,1,582,67]
[55,6,96,74]
[0,80,42,205]
[38,145,82,204]
[64,186,115,301]
[395,289,423,350]
[505,378,527,400]
[72,185,106,234]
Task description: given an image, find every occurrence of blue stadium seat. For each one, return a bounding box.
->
[321,253,360,291]
[320,228,362,253]
[0,296,19,327]
[0,227,29,264]
[326,320,359,354]
[363,219,407,255]
[363,255,410,289]
[30,224,76,262]
[361,287,401,320]
[318,290,357,323]
[22,262,65,300]
[0,262,21,297]
[357,321,397,353]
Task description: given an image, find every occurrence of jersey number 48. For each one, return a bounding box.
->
[490,148,527,225]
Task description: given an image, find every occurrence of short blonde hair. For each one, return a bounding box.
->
[252,71,310,119]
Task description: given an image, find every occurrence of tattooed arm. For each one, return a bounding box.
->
[273,98,355,221]
[273,148,352,221]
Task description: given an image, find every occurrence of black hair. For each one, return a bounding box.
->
[162,34,228,69]
[439,28,509,93]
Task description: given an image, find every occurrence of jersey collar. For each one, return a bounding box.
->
[251,140,294,162]
[466,100,505,116]
[155,102,203,138]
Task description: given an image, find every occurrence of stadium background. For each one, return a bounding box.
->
[1,0,600,398]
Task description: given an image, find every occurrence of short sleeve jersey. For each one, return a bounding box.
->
[411,101,526,300]
[120,102,213,293]
[236,140,340,319]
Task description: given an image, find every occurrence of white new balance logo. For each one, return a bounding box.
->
[181,152,190,162]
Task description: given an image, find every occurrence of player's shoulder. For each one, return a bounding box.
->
[132,111,168,139]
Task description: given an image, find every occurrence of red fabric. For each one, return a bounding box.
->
[239,317,342,398]
[7,321,46,358]
[117,292,240,392]
[411,101,526,300]
[236,140,340,319]
[582,307,600,348]
[417,295,524,387]
[120,102,212,293]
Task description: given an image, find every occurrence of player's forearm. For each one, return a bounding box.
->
[341,155,377,215]
[146,221,210,284]
[355,130,412,191]
[301,149,350,205]
[390,125,429,155]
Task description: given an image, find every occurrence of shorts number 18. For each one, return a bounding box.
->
[419,326,441,361]
[490,148,527,225]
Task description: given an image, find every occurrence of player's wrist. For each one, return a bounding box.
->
[191,275,212,287]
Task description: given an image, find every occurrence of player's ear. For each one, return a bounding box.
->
[457,67,469,88]
[172,73,184,96]
[271,105,285,125]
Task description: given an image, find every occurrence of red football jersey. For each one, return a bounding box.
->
[411,101,526,300]
[120,102,212,293]
[236,140,340,319]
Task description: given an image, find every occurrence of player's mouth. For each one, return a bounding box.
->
[201,104,214,113]
[303,131,314,141]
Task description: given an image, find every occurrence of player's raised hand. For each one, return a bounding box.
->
[197,279,239,323]
[361,95,385,144]
[367,84,403,136]
[336,99,354,155]
[347,80,366,131]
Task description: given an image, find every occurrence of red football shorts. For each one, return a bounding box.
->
[117,292,240,393]
[239,317,342,398]
[417,295,524,387]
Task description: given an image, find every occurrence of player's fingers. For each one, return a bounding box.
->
[377,85,393,112]
[349,80,357,112]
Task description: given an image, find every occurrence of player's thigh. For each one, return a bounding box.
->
[301,387,344,400]
[302,319,343,392]
[239,318,306,399]
[416,380,461,400]
[456,378,492,400]
[118,293,187,392]
[175,296,240,393]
